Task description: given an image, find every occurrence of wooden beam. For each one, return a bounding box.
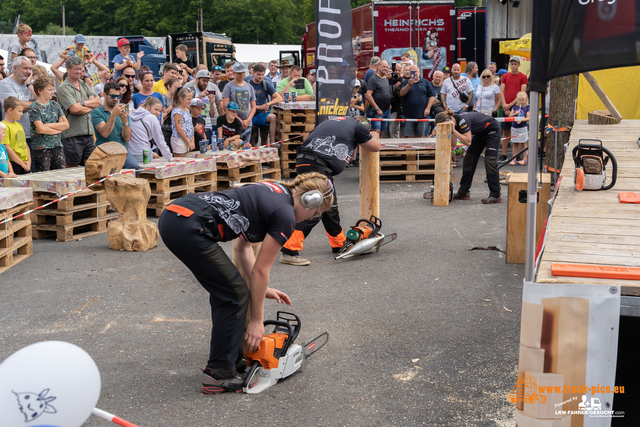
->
[360,150,380,218]
[433,122,452,206]
[582,72,622,120]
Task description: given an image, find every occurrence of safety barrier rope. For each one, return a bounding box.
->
[0,134,308,226]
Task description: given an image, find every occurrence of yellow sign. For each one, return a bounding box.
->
[499,33,531,58]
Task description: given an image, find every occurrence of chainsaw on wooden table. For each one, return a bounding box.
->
[335,215,397,259]
[242,311,328,394]
[573,139,617,191]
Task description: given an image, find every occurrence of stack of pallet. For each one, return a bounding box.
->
[379,139,438,183]
[273,101,315,178]
[0,188,33,274]
[211,146,281,190]
[1,168,120,242]
[137,158,217,217]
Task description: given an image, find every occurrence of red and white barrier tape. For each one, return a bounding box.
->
[370,116,542,123]
[93,407,139,427]
[0,134,307,226]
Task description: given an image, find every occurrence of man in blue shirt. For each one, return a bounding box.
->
[247,64,282,146]
[398,65,435,137]
[92,82,139,170]
[461,61,481,109]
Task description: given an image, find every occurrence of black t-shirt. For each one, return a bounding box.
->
[367,74,393,111]
[299,117,372,175]
[217,115,243,139]
[192,115,207,151]
[453,112,495,135]
[218,80,229,93]
[197,182,296,244]
[175,57,193,70]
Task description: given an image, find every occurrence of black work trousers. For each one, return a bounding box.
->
[458,123,501,197]
[281,162,345,256]
[158,195,249,375]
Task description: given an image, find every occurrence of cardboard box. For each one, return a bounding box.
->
[516,346,545,411]
[521,301,544,348]
[523,372,565,420]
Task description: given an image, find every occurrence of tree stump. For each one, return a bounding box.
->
[85,142,129,191]
[104,175,159,251]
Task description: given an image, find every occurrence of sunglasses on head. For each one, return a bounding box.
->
[213,66,223,70]
[141,70,153,74]
[109,94,122,99]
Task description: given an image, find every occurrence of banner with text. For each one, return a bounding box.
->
[531,0,640,92]
[315,0,357,125]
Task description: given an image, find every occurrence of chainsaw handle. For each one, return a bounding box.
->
[577,139,603,148]
[601,146,617,190]
[263,320,294,354]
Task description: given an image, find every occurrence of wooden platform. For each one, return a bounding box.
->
[32,190,119,242]
[536,120,640,296]
[0,202,33,274]
[216,162,261,190]
[145,172,217,217]
[379,138,438,183]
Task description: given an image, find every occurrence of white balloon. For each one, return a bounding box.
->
[0,341,101,427]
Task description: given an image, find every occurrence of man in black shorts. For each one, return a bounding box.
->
[280,117,381,266]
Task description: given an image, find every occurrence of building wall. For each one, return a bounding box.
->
[485,0,532,67]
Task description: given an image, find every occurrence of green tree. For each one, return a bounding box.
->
[35,23,76,35]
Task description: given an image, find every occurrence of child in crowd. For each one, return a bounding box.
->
[0,122,18,178]
[28,77,69,171]
[174,44,194,76]
[170,88,194,156]
[509,91,530,165]
[1,97,31,174]
[190,98,207,152]
[7,24,33,73]
[216,102,249,150]
[112,38,144,79]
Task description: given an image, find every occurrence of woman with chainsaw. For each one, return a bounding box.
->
[158,173,334,394]
[436,109,502,204]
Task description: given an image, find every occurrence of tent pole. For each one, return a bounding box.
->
[524,91,540,282]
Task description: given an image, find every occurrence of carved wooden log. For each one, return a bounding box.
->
[587,110,622,125]
[84,142,129,191]
[104,175,159,251]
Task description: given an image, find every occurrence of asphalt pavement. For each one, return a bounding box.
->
[0,158,529,426]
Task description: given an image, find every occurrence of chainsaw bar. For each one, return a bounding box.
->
[304,332,329,359]
[378,233,397,247]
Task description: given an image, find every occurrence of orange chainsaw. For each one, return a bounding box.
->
[242,312,328,394]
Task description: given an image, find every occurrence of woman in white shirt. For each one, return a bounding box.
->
[473,69,503,116]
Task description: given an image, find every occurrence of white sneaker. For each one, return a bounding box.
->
[280,254,311,266]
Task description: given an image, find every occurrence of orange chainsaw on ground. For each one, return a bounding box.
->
[336,215,397,259]
[242,312,328,394]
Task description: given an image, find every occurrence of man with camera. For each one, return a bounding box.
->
[364,59,393,136]
[276,65,315,101]
[399,65,435,138]
[440,63,473,114]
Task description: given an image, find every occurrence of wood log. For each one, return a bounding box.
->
[84,142,129,191]
[104,175,159,251]
[359,150,380,218]
[582,72,622,121]
[587,110,622,125]
[434,122,453,206]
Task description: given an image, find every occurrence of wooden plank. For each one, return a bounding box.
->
[545,232,640,246]
[581,72,623,120]
[433,122,452,206]
[360,150,380,218]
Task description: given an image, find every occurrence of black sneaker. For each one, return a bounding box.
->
[498,155,508,163]
[202,368,254,394]
[481,195,502,204]
[452,191,471,201]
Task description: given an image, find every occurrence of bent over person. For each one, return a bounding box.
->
[436,110,502,204]
[280,117,381,266]
[158,173,334,393]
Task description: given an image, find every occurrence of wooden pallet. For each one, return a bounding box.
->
[32,190,119,242]
[145,172,217,217]
[379,172,435,182]
[277,109,315,124]
[279,141,303,152]
[276,132,308,143]
[217,162,261,190]
[0,202,33,274]
[261,160,282,181]
[379,149,436,182]
[278,121,315,133]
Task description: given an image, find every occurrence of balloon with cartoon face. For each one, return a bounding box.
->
[0,341,101,427]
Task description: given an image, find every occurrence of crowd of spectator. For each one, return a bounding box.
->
[0,27,530,178]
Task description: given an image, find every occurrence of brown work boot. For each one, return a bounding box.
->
[481,195,502,204]
[279,254,311,266]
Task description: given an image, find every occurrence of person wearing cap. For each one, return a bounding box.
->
[349,79,365,117]
[216,102,244,149]
[442,66,451,78]
[66,34,91,65]
[152,63,179,95]
[221,62,256,145]
[271,60,291,86]
[190,98,207,152]
[185,69,223,142]
[499,56,528,162]
[276,65,315,102]
[307,69,317,95]
[113,38,144,79]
